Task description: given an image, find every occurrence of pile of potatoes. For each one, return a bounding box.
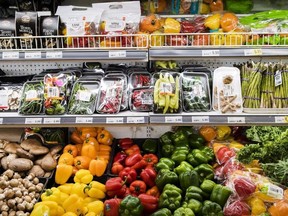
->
[0,138,62,177]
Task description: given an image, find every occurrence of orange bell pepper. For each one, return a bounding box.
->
[99,145,112,152]
[199,126,217,142]
[58,153,75,165]
[269,200,288,216]
[84,137,100,151]
[72,166,79,175]
[70,130,83,144]
[97,129,113,145]
[89,158,107,177]
[55,164,73,185]
[81,143,98,159]
[74,156,92,170]
[79,127,98,140]
[125,144,141,156]
[75,143,83,155]
[63,144,78,157]
[95,151,110,161]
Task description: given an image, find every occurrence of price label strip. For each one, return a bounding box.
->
[275,116,288,123]
[109,51,126,58]
[106,117,124,124]
[244,49,262,56]
[44,118,61,124]
[25,118,42,124]
[227,117,246,123]
[127,117,145,124]
[25,52,41,59]
[75,117,93,123]
[202,50,220,56]
[46,51,63,59]
[165,116,183,123]
[192,116,210,123]
[0,118,3,124]
[2,52,19,59]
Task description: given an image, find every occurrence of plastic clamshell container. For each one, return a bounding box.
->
[130,87,153,112]
[68,80,100,115]
[129,72,152,89]
[0,84,23,112]
[181,72,211,112]
[213,67,243,114]
[18,80,44,115]
[96,77,124,114]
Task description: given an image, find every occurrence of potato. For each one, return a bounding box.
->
[28,165,45,177]
[8,158,33,172]
[16,148,34,160]
[1,154,17,170]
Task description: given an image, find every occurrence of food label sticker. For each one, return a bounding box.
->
[46,51,63,59]
[78,90,92,102]
[25,90,38,101]
[202,50,220,56]
[223,84,234,97]
[159,82,173,94]
[109,51,126,58]
[192,116,210,123]
[75,117,93,123]
[165,116,183,123]
[275,116,288,123]
[228,117,245,123]
[127,117,145,123]
[47,87,60,98]
[275,70,282,87]
[2,52,19,59]
[244,49,262,56]
[44,118,61,124]
[106,117,124,124]
[142,99,153,105]
[0,90,9,108]
[0,118,3,124]
[25,118,42,124]
[105,17,126,32]
[25,52,41,59]
[267,183,283,199]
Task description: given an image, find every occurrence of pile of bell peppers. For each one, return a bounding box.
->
[105,138,160,215]
[55,127,114,185]
[31,170,106,216]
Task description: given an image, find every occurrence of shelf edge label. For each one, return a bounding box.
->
[165,116,183,123]
[244,49,262,56]
[227,117,246,123]
[2,52,19,59]
[25,51,41,59]
[25,118,42,124]
[127,117,145,123]
[46,51,63,59]
[109,51,126,58]
[75,117,93,123]
[106,117,124,124]
[275,116,288,123]
[44,118,61,124]
[202,50,220,56]
[192,116,210,123]
[0,118,3,124]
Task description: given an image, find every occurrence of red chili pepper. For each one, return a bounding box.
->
[131,159,148,171]
[140,167,157,187]
[113,152,127,164]
[138,194,159,214]
[125,144,141,156]
[119,167,137,184]
[104,198,122,216]
[105,177,126,198]
[167,35,188,46]
[125,153,143,167]
[143,154,158,166]
[118,138,133,150]
[216,146,236,165]
[129,180,147,196]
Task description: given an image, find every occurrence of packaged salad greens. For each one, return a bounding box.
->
[68,80,100,115]
[19,81,44,115]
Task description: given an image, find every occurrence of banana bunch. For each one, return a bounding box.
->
[155,60,178,69]
[154,73,180,114]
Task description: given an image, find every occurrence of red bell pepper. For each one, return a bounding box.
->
[140,167,157,187]
[113,152,127,164]
[125,144,141,156]
[138,194,159,214]
[224,200,250,216]
[111,162,124,175]
[143,154,158,166]
[118,138,133,150]
[131,159,148,171]
[233,177,256,199]
[146,186,160,198]
[181,20,196,33]
[129,180,147,196]
[125,153,143,167]
[104,198,122,216]
[124,186,132,197]
[119,167,137,184]
[105,177,127,198]
[192,35,209,46]
[167,35,188,46]
[216,146,236,165]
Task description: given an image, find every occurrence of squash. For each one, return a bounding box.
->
[140,14,161,33]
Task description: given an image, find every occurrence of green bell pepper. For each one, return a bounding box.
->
[201,200,223,216]
[142,139,158,153]
[160,131,174,146]
[119,195,143,216]
[155,169,178,190]
[200,146,215,162]
[200,179,216,194]
[151,208,172,216]
[182,199,202,214]
[161,144,175,157]
[194,164,214,183]
[210,184,232,207]
[177,126,194,136]
[187,149,208,167]
[188,133,205,149]
[163,184,182,194]
[179,170,200,191]
[171,128,189,148]
[155,158,175,171]
[185,186,208,202]
[174,161,193,175]
[171,149,188,165]
[159,187,182,211]
[173,207,195,216]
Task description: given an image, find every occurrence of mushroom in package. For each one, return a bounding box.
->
[213,67,243,113]
[0,85,22,112]
[44,73,68,115]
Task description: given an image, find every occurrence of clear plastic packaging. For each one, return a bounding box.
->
[68,80,100,115]
[130,87,153,112]
[0,84,23,112]
[129,72,151,89]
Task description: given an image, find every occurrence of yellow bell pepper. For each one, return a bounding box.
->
[34,201,64,216]
[248,197,266,215]
[63,194,86,215]
[41,187,69,205]
[164,18,181,33]
[151,31,165,47]
[204,13,221,30]
[30,204,50,216]
[84,197,99,204]
[85,213,97,216]
[225,33,245,46]
[210,33,225,45]
[216,126,231,140]
[71,182,87,198]
[84,181,106,199]
[87,200,104,215]
[62,212,78,216]
[58,183,73,195]
[229,141,245,150]
[55,164,73,185]
[74,169,93,184]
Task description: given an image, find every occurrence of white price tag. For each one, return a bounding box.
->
[2,52,19,59]
[106,117,124,124]
[0,118,3,124]
[25,52,41,59]
[0,90,9,109]
[46,51,63,59]
[244,49,262,56]
[228,117,245,123]
[165,116,183,123]
[202,50,220,56]
[75,117,93,123]
[44,118,61,124]
[275,116,288,123]
[192,116,210,123]
[275,70,282,87]
[78,91,92,102]
[109,51,126,58]
[25,118,42,124]
[127,117,145,123]
[267,183,284,199]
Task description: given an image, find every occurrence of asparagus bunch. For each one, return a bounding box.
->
[260,63,276,108]
[274,64,288,108]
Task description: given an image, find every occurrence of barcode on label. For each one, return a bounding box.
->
[165,116,183,123]
[2,52,19,59]
[46,51,63,59]
[25,52,41,59]
[160,82,173,94]
[267,184,283,199]
[228,117,245,123]
[75,117,93,123]
[244,49,262,56]
[44,118,61,124]
[47,87,59,98]
[275,70,282,87]
[202,50,220,56]
[78,91,92,102]
[106,118,124,123]
[192,116,209,123]
[127,117,145,123]
[109,51,126,58]
[25,118,42,124]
